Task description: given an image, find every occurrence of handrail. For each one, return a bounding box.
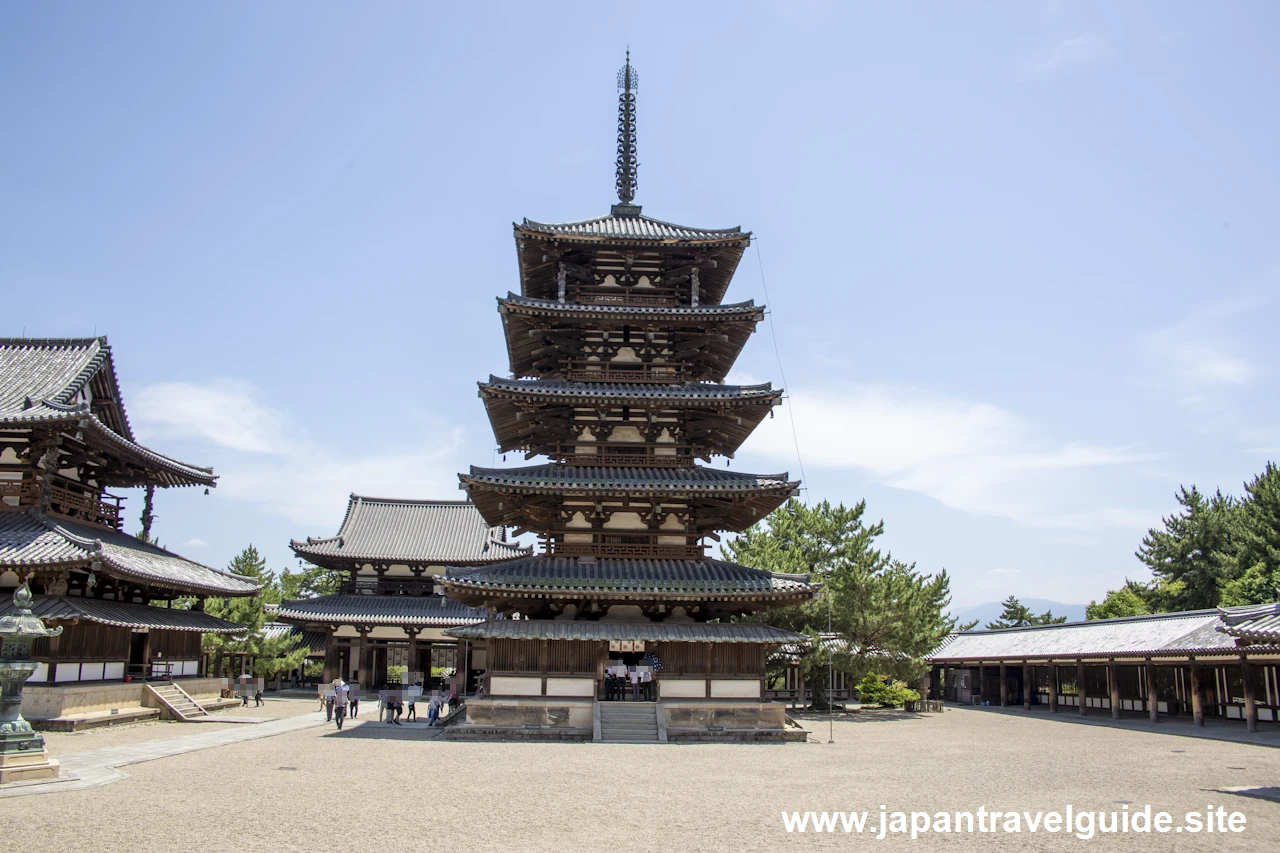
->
[546,541,705,559]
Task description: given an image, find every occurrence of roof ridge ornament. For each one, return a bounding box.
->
[612,49,640,215]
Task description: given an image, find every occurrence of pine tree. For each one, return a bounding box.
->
[280,563,340,600]
[1135,486,1240,610]
[724,499,956,706]
[1086,583,1151,620]
[985,595,1067,629]
[203,545,282,678]
[1219,463,1280,606]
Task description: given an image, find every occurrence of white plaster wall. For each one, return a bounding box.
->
[490,676,543,696]
[599,605,649,623]
[609,426,643,442]
[659,679,706,698]
[663,607,696,624]
[604,512,644,531]
[710,679,761,699]
[545,678,595,697]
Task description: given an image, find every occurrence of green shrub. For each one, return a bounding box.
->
[854,673,920,708]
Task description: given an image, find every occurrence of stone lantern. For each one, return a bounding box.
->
[0,582,62,783]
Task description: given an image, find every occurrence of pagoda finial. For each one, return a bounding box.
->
[614,49,639,207]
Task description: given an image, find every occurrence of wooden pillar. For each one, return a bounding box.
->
[322,633,338,685]
[1023,664,1032,710]
[1189,659,1204,727]
[977,663,985,704]
[1048,663,1058,713]
[1241,656,1258,733]
[1108,659,1122,719]
[420,639,432,686]
[999,662,1008,707]
[360,631,374,686]
[1145,658,1159,724]
[1077,659,1087,716]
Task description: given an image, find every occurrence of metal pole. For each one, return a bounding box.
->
[828,593,834,744]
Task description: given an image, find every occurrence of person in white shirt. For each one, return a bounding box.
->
[332,679,349,730]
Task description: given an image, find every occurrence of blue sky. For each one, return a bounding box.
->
[3,2,1277,608]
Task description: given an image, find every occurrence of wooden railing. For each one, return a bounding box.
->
[0,471,122,529]
[551,443,696,468]
[546,540,705,559]
[49,481,124,529]
[575,289,678,308]
[344,576,438,596]
[564,363,689,384]
[0,479,32,507]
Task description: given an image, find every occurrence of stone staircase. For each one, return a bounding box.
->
[598,702,660,743]
[146,682,211,721]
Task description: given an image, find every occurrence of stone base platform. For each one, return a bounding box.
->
[458,696,594,738]
[33,707,161,732]
[441,725,591,742]
[453,696,802,744]
[662,699,800,743]
[0,749,60,784]
[24,677,224,727]
[666,728,807,743]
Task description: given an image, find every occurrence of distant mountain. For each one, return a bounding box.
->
[950,599,1087,630]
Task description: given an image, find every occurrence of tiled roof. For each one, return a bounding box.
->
[0,337,112,421]
[261,622,327,653]
[291,495,530,566]
[0,594,244,633]
[518,211,747,243]
[461,464,796,494]
[1218,602,1280,644]
[276,593,485,628]
[928,609,1261,661]
[0,337,216,487]
[479,376,779,404]
[447,619,804,644]
[499,294,763,319]
[443,556,816,599]
[0,512,260,596]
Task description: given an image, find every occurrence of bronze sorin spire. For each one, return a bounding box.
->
[615,50,638,206]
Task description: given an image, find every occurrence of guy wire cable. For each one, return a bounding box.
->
[754,239,808,492]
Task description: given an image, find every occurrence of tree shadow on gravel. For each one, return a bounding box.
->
[317,722,445,742]
[789,709,934,725]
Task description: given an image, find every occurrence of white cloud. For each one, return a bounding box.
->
[132,380,289,453]
[741,384,1154,528]
[131,380,468,526]
[180,538,210,549]
[1026,34,1113,78]
[1140,309,1258,389]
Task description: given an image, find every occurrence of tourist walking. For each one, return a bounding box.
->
[427,692,442,726]
[333,679,349,730]
[349,687,360,718]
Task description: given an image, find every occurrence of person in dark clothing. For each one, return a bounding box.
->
[604,671,614,701]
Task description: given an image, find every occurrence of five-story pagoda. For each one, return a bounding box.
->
[441,56,816,742]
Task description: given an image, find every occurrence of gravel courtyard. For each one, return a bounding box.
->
[4,698,1278,852]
